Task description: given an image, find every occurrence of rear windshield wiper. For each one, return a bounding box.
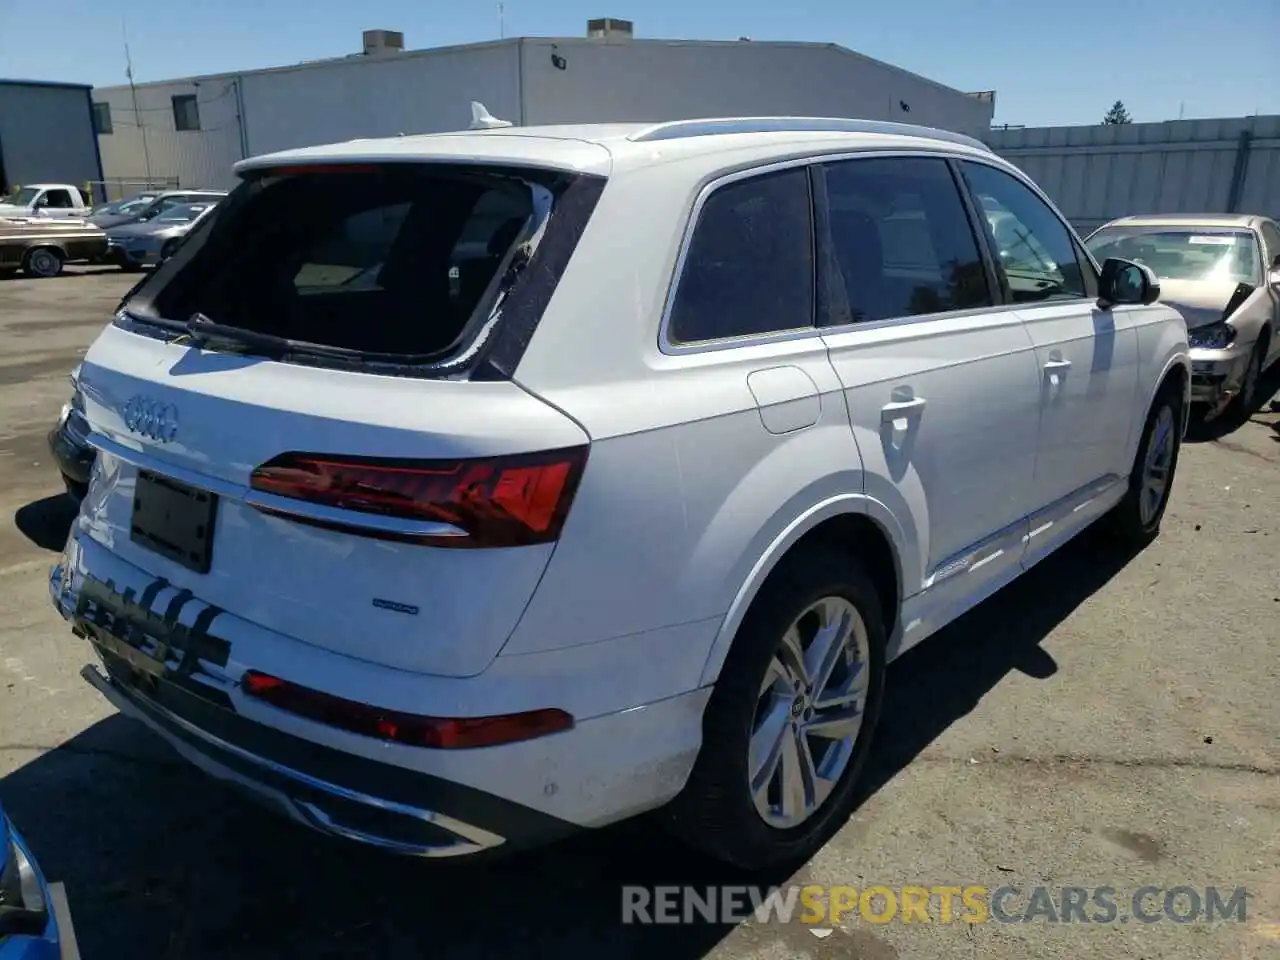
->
[185,313,367,362]
[183,314,454,372]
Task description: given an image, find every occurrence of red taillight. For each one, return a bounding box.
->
[241,671,573,749]
[249,446,588,548]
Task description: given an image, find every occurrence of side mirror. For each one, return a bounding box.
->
[1098,257,1159,307]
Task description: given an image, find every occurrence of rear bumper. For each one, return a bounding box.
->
[105,243,157,268]
[78,661,541,857]
[49,535,711,858]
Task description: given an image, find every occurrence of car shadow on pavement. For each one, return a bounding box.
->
[0,266,125,281]
[0,528,1138,959]
[13,494,78,552]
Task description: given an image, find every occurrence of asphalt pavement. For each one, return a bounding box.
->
[0,268,1276,959]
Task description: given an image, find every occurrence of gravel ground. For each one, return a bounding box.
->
[1,268,1277,959]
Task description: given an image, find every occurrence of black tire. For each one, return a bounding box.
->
[22,247,63,279]
[1103,383,1183,547]
[665,545,887,870]
[1231,336,1267,418]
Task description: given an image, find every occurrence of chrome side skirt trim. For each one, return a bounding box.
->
[924,519,1026,589]
[924,473,1125,588]
[1023,473,1124,545]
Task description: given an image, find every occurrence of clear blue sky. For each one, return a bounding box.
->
[2,0,1275,127]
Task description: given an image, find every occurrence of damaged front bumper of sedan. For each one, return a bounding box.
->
[1188,324,1253,415]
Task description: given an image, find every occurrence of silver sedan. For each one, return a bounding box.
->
[105,201,218,271]
[1086,214,1280,418]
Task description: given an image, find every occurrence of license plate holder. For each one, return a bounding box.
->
[130,470,218,573]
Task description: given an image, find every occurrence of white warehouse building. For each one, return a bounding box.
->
[92,20,996,193]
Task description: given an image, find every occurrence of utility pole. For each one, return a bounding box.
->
[498,3,505,38]
[123,17,153,186]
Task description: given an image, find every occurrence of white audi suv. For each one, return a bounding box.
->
[50,116,1190,869]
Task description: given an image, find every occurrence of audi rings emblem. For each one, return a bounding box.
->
[123,395,179,443]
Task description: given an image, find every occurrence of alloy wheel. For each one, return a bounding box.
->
[1139,404,1176,527]
[748,596,871,829]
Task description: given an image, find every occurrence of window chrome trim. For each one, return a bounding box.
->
[656,147,1042,357]
[817,301,1029,339]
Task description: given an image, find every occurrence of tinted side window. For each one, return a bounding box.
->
[46,189,75,209]
[821,157,992,324]
[961,162,1086,303]
[668,168,813,344]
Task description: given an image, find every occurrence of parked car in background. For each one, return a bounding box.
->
[0,800,65,959]
[88,193,162,220]
[1087,214,1280,417]
[0,184,91,220]
[0,218,108,278]
[89,190,227,230]
[51,115,1188,871]
[106,201,219,271]
[48,364,93,503]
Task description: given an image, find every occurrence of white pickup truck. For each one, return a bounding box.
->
[0,183,91,219]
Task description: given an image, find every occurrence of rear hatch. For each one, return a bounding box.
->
[73,158,602,678]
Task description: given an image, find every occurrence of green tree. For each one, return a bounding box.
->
[1103,101,1132,125]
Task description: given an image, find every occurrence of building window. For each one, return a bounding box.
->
[92,102,113,135]
[172,94,201,131]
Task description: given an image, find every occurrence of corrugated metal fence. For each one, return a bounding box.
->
[986,114,1280,237]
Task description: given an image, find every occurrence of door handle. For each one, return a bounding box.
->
[881,397,927,422]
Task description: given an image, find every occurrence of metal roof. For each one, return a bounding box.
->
[628,117,992,152]
[1104,213,1270,229]
[235,118,998,180]
[0,78,92,91]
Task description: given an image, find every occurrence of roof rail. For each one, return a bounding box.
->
[628,117,992,152]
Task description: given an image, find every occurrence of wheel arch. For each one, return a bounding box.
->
[1132,343,1190,456]
[698,496,906,687]
[1155,354,1191,437]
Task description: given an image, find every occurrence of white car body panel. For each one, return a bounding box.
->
[50,119,1190,856]
[76,325,589,678]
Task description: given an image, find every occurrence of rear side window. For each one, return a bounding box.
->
[144,167,541,358]
[820,157,992,324]
[668,167,814,344]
